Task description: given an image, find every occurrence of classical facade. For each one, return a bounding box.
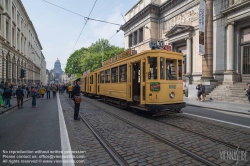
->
[53,58,63,83]
[121,0,250,96]
[0,0,45,84]
[61,72,70,84]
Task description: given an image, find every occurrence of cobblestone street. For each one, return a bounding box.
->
[60,94,250,166]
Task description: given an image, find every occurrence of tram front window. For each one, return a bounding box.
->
[166,59,177,80]
[178,60,183,80]
[149,57,157,80]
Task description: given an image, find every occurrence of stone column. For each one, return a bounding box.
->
[223,22,237,84]
[186,37,192,75]
[201,0,214,80]
[226,22,234,71]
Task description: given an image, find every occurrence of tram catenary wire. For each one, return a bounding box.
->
[72,0,98,52]
[41,0,121,26]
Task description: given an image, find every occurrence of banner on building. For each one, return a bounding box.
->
[199,0,205,55]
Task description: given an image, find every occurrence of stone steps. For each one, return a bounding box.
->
[207,82,250,104]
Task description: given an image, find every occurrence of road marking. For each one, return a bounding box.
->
[183,113,250,129]
[57,93,75,166]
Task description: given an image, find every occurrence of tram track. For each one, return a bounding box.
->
[172,114,250,136]
[82,97,218,166]
[63,95,128,166]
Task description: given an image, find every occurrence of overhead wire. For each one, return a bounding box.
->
[41,0,121,26]
[71,0,98,53]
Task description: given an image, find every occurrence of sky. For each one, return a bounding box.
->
[22,0,138,70]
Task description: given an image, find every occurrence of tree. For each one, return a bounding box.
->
[65,47,87,77]
[80,39,124,72]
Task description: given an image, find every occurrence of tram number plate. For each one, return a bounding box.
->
[169,85,176,89]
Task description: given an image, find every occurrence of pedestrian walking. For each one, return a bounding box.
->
[46,84,51,99]
[12,85,17,97]
[0,81,4,104]
[245,83,250,103]
[31,83,38,108]
[26,85,30,97]
[196,84,202,101]
[52,84,57,98]
[68,84,73,98]
[200,83,205,101]
[59,85,62,95]
[16,85,24,108]
[3,83,12,108]
[71,80,81,120]
[39,86,46,99]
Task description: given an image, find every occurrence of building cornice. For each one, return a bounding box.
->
[121,0,185,31]
[17,0,43,50]
[121,3,160,30]
[221,1,250,15]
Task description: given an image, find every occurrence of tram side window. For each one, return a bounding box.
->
[166,59,177,80]
[178,60,183,80]
[119,65,127,82]
[160,57,165,80]
[105,69,110,83]
[149,57,157,80]
[100,71,104,83]
[111,67,118,83]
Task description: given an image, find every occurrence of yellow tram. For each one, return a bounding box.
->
[81,49,186,114]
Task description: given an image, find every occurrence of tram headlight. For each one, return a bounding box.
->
[169,92,175,99]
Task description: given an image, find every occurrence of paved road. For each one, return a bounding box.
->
[0,97,61,166]
[182,105,250,127]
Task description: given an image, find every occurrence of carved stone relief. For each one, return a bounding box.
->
[165,6,199,31]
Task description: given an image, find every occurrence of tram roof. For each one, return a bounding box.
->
[95,49,183,72]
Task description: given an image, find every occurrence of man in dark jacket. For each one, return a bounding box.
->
[16,85,24,108]
[71,80,81,120]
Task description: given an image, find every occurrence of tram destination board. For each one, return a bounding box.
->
[150,82,160,91]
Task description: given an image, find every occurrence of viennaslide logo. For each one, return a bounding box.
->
[220,146,247,165]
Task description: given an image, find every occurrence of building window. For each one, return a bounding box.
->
[6,21,9,42]
[129,34,132,47]
[111,67,118,82]
[17,32,19,50]
[12,5,15,20]
[119,65,127,82]
[243,46,250,74]
[134,31,137,45]
[139,27,143,43]
[5,0,8,11]
[21,37,23,52]
[12,27,14,46]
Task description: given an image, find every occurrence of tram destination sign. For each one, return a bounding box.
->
[150,82,160,91]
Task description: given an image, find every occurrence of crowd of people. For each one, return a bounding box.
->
[0,81,73,108]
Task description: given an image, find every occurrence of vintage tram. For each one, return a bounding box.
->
[80,49,186,114]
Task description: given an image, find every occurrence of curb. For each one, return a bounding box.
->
[0,98,32,115]
[186,103,250,115]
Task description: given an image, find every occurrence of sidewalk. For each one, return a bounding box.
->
[0,97,32,114]
[184,97,250,115]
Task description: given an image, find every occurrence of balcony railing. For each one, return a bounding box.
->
[224,0,248,9]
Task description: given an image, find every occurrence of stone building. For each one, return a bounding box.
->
[53,58,63,83]
[61,72,70,84]
[121,0,250,97]
[0,0,45,84]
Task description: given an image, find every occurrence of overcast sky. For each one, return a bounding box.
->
[22,0,137,70]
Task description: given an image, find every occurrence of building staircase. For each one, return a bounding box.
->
[206,82,249,104]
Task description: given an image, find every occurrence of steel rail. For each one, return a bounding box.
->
[64,96,128,166]
[176,114,250,135]
[87,98,218,166]
[156,119,248,152]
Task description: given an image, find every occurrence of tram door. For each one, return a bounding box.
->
[140,59,146,104]
[132,62,140,102]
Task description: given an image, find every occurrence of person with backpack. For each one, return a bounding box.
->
[200,83,205,102]
[3,83,12,108]
[31,83,38,108]
[58,85,62,95]
[39,86,46,99]
[16,85,24,108]
[52,84,57,98]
